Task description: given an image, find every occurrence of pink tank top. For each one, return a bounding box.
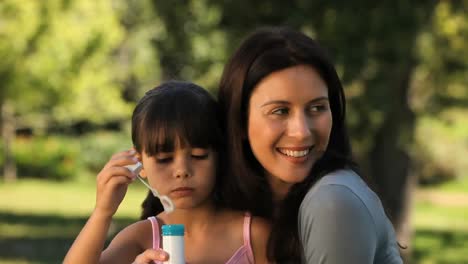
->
[148,212,254,264]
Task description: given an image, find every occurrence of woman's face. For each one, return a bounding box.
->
[247,65,332,197]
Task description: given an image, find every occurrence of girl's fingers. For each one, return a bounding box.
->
[107,175,134,186]
[103,149,140,170]
[110,149,136,160]
[133,249,169,263]
[98,166,136,184]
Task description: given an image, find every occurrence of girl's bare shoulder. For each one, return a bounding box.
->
[113,219,153,249]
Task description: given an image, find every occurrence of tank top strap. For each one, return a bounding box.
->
[147,216,160,249]
[242,212,254,261]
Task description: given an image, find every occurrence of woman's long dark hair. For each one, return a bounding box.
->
[218,27,359,262]
[131,81,225,219]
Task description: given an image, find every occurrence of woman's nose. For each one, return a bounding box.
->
[287,112,312,140]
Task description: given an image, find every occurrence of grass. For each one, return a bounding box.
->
[0,178,147,218]
[427,176,468,193]
[1,178,468,263]
[412,198,468,264]
[0,178,147,264]
[411,177,468,263]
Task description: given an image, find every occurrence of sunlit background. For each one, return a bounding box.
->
[1,1,467,263]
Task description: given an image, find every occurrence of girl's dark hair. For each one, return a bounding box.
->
[133,81,224,219]
[218,27,359,262]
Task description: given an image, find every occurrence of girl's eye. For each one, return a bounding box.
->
[191,148,210,160]
[192,154,209,160]
[155,157,173,163]
[271,108,289,115]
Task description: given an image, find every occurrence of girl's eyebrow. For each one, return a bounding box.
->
[260,96,329,107]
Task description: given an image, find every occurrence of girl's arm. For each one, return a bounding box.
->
[63,210,114,264]
[251,216,272,264]
[63,150,138,264]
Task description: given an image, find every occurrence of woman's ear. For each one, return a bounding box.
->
[241,108,250,140]
[241,123,248,140]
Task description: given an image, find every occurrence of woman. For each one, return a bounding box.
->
[217,27,403,263]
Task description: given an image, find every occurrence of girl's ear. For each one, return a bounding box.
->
[139,165,147,179]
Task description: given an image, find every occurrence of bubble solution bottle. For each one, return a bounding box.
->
[162,224,185,264]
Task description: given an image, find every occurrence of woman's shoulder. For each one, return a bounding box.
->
[299,169,399,243]
[311,169,369,190]
[298,174,402,263]
[303,169,381,211]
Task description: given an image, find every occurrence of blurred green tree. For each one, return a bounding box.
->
[0,0,132,180]
[412,1,468,184]
[150,0,228,92]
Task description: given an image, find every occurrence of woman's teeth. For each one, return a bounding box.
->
[279,149,310,157]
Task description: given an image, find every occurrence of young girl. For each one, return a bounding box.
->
[63,81,270,264]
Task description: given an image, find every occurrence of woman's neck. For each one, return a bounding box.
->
[267,175,292,204]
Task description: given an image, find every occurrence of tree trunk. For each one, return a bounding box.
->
[1,101,17,182]
[369,65,416,262]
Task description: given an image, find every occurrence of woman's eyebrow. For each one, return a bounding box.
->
[260,100,290,107]
[308,96,329,103]
[260,96,329,107]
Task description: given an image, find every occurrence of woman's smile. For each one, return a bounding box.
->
[247,65,332,187]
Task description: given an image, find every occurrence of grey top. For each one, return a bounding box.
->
[298,169,403,264]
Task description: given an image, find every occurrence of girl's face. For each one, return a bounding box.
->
[247,65,332,198]
[140,143,217,210]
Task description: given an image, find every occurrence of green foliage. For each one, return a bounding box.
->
[13,136,81,181]
[0,143,3,166]
[110,0,163,101]
[409,1,468,184]
[150,0,227,91]
[412,1,468,113]
[0,0,133,130]
[415,110,468,184]
[7,131,132,181]
[78,130,132,174]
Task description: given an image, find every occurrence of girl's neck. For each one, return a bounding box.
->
[159,201,219,235]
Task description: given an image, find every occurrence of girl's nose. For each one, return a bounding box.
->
[174,168,190,178]
[173,157,192,178]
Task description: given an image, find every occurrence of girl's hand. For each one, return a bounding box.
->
[132,249,169,264]
[94,149,139,217]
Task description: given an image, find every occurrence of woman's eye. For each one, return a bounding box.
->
[272,108,289,115]
[309,104,328,113]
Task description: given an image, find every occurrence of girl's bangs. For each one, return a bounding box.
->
[137,102,221,156]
